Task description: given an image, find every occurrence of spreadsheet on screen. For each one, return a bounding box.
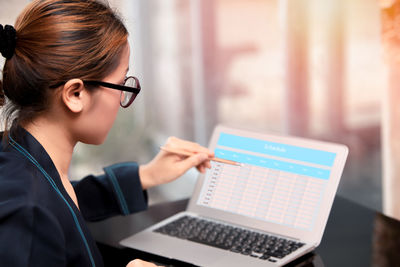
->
[197,133,337,231]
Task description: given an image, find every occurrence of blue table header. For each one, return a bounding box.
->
[217,133,336,167]
[214,148,331,179]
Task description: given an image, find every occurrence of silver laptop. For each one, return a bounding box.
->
[121,125,348,266]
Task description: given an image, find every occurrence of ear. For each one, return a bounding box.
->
[61,79,86,113]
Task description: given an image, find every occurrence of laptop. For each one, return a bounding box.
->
[120,125,348,266]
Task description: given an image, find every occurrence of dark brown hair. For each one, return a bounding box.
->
[0,0,128,131]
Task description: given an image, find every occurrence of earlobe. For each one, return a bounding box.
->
[62,79,85,113]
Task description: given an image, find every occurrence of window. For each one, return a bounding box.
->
[1,0,385,210]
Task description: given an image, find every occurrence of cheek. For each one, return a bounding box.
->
[100,91,120,117]
[97,91,120,133]
[80,90,120,144]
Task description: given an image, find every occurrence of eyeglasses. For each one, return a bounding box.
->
[83,76,141,108]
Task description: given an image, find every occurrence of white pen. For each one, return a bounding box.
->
[160,146,242,166]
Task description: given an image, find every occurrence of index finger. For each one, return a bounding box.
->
[165,137,214,157]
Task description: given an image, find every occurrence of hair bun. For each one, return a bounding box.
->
[0,24,17,60]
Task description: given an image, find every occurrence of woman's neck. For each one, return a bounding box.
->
[22,117,75,181]
[23,117,81,209]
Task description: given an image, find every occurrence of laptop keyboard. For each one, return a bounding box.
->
[154,215,304,262]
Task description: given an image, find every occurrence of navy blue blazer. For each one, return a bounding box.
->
[0,126,148,267]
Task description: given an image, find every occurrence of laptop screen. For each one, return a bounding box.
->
[196,132,337,232]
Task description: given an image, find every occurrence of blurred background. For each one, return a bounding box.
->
[1,0,397,217]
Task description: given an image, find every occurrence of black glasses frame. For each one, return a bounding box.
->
[83,76,141,108]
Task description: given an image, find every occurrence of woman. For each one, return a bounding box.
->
[0,0,212,266]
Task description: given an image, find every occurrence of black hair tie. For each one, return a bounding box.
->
[0,24,17,60]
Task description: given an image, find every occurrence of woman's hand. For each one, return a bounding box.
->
[126,259,161,267]
[139,137,213,189]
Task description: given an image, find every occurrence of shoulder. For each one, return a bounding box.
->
[0,159,65,239]
[0,146,39,199]
[0,146,60,219]
[0,159,55,222]
[0,139,36,176]
[0,202,66,266]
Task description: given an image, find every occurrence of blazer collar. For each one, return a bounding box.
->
[7,125,65,193]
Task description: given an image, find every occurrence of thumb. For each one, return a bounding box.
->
[178,153,208,173]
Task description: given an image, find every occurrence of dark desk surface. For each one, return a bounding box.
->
[88,196,400,267]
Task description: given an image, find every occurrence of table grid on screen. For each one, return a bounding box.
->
[198,161,327,231]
